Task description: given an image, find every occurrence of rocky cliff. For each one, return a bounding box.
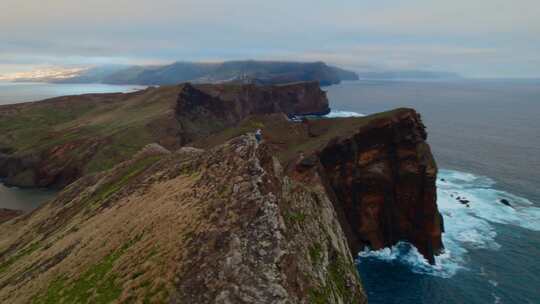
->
[0,82,328,188]
[315,110,443,263]
[176,82,329,142]
[192,108,444,263]
[0,136,366,304]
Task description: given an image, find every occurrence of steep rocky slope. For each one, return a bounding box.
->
[0,82,328,188]
[0,136,366,304]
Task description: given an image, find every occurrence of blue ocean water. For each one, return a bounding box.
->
[325,80,540,304]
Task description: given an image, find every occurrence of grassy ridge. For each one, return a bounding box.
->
[193,108,410,165]
[0,86,181,186]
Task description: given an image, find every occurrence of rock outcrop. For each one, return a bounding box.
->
[0,82,328,188]
[0,135,366,304]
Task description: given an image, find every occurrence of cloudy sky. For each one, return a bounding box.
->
[2,0,539,77]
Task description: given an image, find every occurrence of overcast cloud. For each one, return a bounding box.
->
[1,0,539,77]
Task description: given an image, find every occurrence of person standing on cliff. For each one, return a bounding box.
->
[255,129,262,143]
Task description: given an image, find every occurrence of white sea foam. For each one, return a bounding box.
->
[325,110,365,118]
[438,169,540,233]
[357,169,540,278]
[358,241,464,278]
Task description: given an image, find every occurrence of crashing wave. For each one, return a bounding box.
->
[357,169,540,278]
[357,241,463,278]
[325,110,365,118]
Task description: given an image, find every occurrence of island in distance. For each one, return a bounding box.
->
[11,60,360,86]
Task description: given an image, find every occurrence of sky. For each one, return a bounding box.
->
[1,0,539,77]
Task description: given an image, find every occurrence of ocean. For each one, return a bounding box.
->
[325,80,540,304]
[1,80,539,303]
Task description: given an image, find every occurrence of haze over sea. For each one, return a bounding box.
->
[1,79,539,303]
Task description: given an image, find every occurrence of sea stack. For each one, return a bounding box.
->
[315,109,444,264]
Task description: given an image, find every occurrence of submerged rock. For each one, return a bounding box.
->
[500,199,512,207]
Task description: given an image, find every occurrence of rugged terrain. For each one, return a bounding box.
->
[0,82,328,188]
[192,109,443,263]
[0,82,444,303]
[14,61,359,86]
[0,135,366,303]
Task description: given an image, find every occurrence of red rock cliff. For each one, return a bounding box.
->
[315,109,443,263]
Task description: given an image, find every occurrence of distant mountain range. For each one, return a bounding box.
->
[6,61,464,85]
[27,61,359,86]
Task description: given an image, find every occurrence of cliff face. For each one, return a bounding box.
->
[176,82,329,142]
[0,136,366,304]
[315,110,443,263]
[178,81,330,118]
[0,82,328,188]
